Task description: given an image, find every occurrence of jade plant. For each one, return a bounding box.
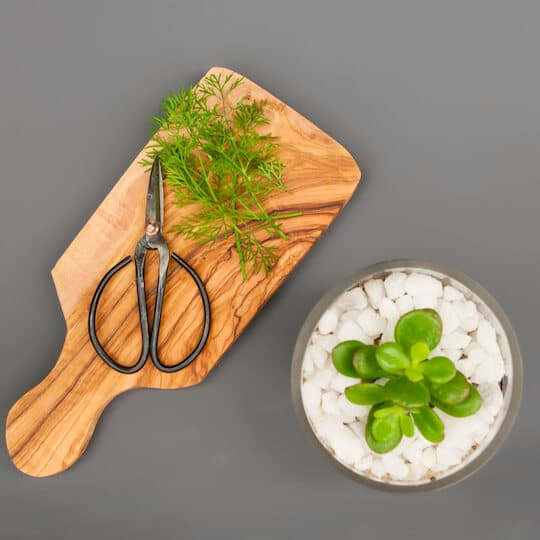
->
[331,309,482,453]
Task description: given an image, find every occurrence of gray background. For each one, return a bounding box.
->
[1,1,538,538]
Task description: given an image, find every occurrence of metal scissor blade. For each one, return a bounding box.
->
[146,157,164,232]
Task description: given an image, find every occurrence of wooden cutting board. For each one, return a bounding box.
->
[6,67,361,477]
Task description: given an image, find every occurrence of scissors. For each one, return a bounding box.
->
[88,158,211,374]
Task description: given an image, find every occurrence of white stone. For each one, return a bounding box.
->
[356,307,386,337]
[364,279,386,309]
[406,462,428,482]
[317,308,339,335]
[338,394,370,421]
[348,420,367,440]
[436,447,461,467]
[338,287,368,310]
[477,382,504,417]
[413,294,439,310]
[303,352,314,376]
[340,310,363,322]
[321,391,340,416]
[421,446,436,469]
[331,426,365,464]
[440,331,472,350]
[313,334,339,353]
[371,458,386,478]
[471,356,504,384]
[329,373,357,394]
[382,454,409,479]
[403,440,423,464]
[381,317,398,343]
[336,320,373,343]
[439,301,460,335]
[378,297,399,320]
[455,300,479,332]
[311,368,334,390]
[384,272,407,299]
[405,272,443,298]
[395,294,414,316]
[307,344,328,369]
[354,454,373,472]
[443,285,464,301]
[455,357,476,378]
[476,319,499,354]
[440,348,463,363]
[301,381,321,414]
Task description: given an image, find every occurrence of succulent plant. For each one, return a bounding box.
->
[331,309,482,453]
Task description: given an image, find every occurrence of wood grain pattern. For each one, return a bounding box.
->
[5,67,361,477]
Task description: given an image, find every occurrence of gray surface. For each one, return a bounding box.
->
[0,0,538,538]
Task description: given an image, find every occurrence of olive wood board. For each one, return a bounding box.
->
[6,67,361,477]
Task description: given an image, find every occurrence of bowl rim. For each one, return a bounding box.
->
[291,259,523,492]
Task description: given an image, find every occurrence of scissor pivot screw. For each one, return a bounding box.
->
[146,222,159,235]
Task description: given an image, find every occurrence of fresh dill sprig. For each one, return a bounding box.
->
[140,73,301,280]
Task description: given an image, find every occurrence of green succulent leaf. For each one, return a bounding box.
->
[433,384,482,417]
[352,345,389,379]
[366,402,403,453]
[420,356,456,384]
[410,342,431,364]
[394,309,443,354]
[405,367,424,382]
[376,342,410,373]
[410,406,444,443]
[372,413,400,442]
[332,340,364,378]
[385,376,430,408]
[430,371,470,405]
[399,414,415,437]
[345,383,386,405]
[373,405,400,419]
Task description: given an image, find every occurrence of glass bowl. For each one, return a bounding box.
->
[291,259,523,492]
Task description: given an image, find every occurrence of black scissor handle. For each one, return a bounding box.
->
[88,253,211,375]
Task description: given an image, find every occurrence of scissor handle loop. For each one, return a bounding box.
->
[88,253,211,375]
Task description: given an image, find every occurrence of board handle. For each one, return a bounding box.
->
[5,330,133,477]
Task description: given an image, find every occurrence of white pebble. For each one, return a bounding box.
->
[348,420,367,440]
[396,294,414,316]
[310,368,334,390]
[436,447,461,467]
[406,462,428,482]
[329,373,357,393]
[441,348,463,363]
[303,352,314,376]
[443,285,464,301]
[336,320,373,343]
[321,391,340,416]
[439,301,460,335]
[371,458,386,478]
[317,308,339,335]
[421,447,436,469]
[340,310,363,321]
[356,307,386,337]
[455,300,479,332]
[382,454,409,479]
[337,394,370,422]
[378,297,399,320]
[384,272,407,299]
[302,381,321,414]
[476,319,499,354]
[307,344,328,369]
[477,382,504,417]
[413,294,439,310]
[403,440,423,464]
[331,426,364,464]
[338,287,368,310]
[314,334,339,353]
[455,357,476,378]
[364,279,386,309]
[440,331,472,350]
[381,317,398,343]
[354,454,373,472]
[472,356,504,384]
[405,273,443,298]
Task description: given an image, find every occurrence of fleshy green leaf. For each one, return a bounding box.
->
[433,384,482,417]
[420,356,456,384]
[345,383,386,405]
[394,309,442,353]
[332,340,364,377]
[405,367,424,382]
[372,413,400,442]
[366,402,403,453]
[410,406,444,443]
[352,345,389,379]
[385,376,430,408]
[399,414,415,437]
[375,342,410,373]
[410,342,431,363]
[430,371,470,405]
[373,406,399,419]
